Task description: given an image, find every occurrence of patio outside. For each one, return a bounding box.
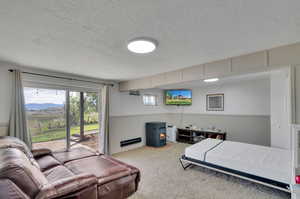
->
[33,132,99,152]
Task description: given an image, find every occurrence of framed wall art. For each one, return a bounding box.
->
[206,93,224,111]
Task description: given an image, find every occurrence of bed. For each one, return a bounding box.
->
[180,138,292,192]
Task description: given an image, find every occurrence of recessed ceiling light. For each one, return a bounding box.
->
[127,38,157,54]
[204,78,219,83]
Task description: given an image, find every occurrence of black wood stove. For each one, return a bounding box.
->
[145,122,166,147]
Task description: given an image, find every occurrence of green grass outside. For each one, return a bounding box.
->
[166,99,192,105]
[31,123,99,143]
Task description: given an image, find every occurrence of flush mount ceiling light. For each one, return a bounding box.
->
[127,38,157,54]
[204,78,219,83]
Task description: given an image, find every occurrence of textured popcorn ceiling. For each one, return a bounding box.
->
[0,0,300,80]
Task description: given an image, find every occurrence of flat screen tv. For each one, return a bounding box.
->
[165,89,192,105]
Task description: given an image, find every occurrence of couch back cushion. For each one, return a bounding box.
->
[0,148,48,198]
[0,136,41,170]
[0,136,33,158]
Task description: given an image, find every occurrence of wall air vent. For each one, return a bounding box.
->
[129,90,140,96]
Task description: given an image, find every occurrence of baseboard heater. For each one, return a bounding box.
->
[120,137,142,147]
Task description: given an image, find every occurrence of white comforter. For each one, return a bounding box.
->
[185,138,291,184]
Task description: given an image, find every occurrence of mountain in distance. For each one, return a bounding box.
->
[25,103,64,110]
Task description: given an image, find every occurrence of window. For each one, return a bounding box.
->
[24,87,100,151]
[142,95,158,106]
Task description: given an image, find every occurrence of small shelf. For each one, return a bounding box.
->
[176,128,226,144]
[178,134,192,138]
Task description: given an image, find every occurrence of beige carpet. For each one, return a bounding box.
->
[113,143,290,199]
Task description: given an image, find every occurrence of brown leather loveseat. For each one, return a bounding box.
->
[0,136,140,199]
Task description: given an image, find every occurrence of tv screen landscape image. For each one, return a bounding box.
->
[165,89,192,105]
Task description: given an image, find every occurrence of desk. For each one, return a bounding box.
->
[177,128,226,144]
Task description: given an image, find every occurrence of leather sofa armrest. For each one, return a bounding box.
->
[0,179,30,199]
[32,148,52,158]
[35,173,97,199]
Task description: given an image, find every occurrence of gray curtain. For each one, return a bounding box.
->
[99,85,110,154]
[9,70,32,149]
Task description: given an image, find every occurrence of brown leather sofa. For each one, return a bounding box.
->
[0,136,140,199]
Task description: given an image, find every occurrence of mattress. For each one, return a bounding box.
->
[185,138,291,184]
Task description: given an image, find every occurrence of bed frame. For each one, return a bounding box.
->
[292,125,300,198]
[180,154,291,193]
[179,125,300,197]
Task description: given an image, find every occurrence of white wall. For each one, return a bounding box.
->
[0,65,273,152]
[270,69,291,149]
[0,64,12,136]
[110,86,169,116]
[296,65,300,124]
[168,79,270,117]
[111,79,270,117]
[0,59,294,153]
[109,78,271,153]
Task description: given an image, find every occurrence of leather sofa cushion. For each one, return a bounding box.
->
[0,148,48,198]
[0,136,33,159]
[36,155,61,171]
[0,179,30,199]
[104,155,141,177]
[65,156,133,185]
[32,148,52,158]
[98,174,138,199]
[0,136,40,170]
[36,174,98,199]
[43,165,74,183]
[53,147,96,164]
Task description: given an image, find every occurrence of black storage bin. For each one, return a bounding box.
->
[145,122,166,147]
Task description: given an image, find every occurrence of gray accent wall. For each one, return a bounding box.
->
[109,113,270,154]
[169,113,270,146]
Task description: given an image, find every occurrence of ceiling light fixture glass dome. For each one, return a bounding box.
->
[204,78,219,83]
[127,38,157,54]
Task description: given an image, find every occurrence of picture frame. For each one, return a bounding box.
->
[206,93,224,111]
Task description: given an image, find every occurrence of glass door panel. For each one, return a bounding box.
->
[69,91,81,145]
[69,91,100,151]
[24,87,67,151]
[84,92,100,150]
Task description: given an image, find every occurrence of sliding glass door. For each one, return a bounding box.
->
[24,87,67,151]
[69,91,99,150]
[24,87,100,152]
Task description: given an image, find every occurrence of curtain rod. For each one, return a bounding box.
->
[8,69,114,87]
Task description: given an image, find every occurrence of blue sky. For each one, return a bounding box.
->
[167,90,192,98]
